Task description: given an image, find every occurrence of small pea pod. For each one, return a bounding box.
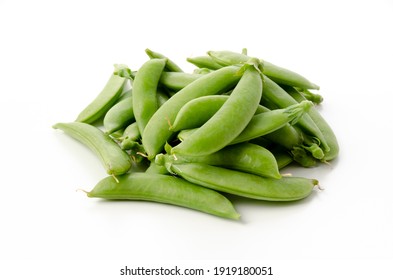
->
[186,56,223,70]
[53,122,131,176]
[168,163,318,201]
[207,50,320,90]
[86,172,240,220]
[132,58,167,134]
[120,122,141,150]
[159,72,203,91]
[75,71,127,124]
[142,65,242,159]
[103,96,134,134]
[145,48,183,72]
[171,62,262,157]
[157,142,281,179]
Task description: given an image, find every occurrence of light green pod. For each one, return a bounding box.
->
[75,73,126,124]
[145,48,183,72]
[159,72,203,91]
[133,58,167,134]
[103,96,134,134]
[186,56,223,70]
[53,122,131,176]
[157,142,281,179]
[169,163,318,201]
[171,63,262,157]
[120,122,141,150]
[87,172,240,220]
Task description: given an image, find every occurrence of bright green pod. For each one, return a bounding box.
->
[120,122,141,150]
[186,56,223,70]
[86,172,240,220]
[53,122,131,176]
[207,50,320,90]
[145,48,183,72]
[132,58,167,134]
[75,73,126,124]
[159,72,203,91]
[157,143,281,179]
[231,100,312,145]
[169,163,318,201]
[142,65,242,159]
[171,63,262,157]
[103,96,134,134]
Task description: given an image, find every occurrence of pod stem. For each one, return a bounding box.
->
[286,100,313,125]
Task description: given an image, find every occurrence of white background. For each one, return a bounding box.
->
[1,0,392,279]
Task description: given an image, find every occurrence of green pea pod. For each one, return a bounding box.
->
[145,48,183,72]
[284,86,339,161]
[157,142,281,179]
[186,56,223,70]
[159,72,203,91]
[132,58,167,134]
[171,62,262,157]
[142,65,242,159]
[86,172,240,220]
[169,163,318,201]
[120,122,141,150]
[207,50,319,90]
[262,76,330,153]
[75,73,126,124]
[53,122,131,176]
[103,96,134,134]
[145,162,170,175]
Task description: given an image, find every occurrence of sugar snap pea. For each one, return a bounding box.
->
[53,122,131,176]
[103,96,135,134]
[142,65,242,159]
[186,56,223,70]
[132,58,167,134]
[75,72,127,124]
[171,62,262,157]
[157,142,281,179]
[120,122,141,150]
[168,163,318,201]
[145,48,183,72]
[86,172,240,220]
[159,72,203,91]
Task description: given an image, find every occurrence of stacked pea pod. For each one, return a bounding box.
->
[53,49,338,220]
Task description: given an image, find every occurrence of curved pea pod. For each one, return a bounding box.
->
[186,56,223,70]
[142,65,242,159]
[103,96,135,134]
[284,86,339,161]
[52,122,131,176]
[207,50,319,90]
[86,172,240,220]
[75,72,127,124]
[231,100,312,145]
[171,62,262,157]
[169,163,318,201]
[157,143,281,179]
[159,72,203,91]
[262,76,330,153]
[133,58,167,134]
[145,48,183,72]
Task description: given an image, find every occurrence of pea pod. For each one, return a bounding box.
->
[186,56,223,70]
[157,143,281,179]
[168,163,318,201]
[132,58,167,134]
[159,72,203,91]
[145,48,183,72]
[86,172,240,220]
[120,122,141,150]
[171,62,262,157]
[75,73,127,124]
[142,65,242,159]
[103,96,134,134]
[207,50,320,90]
[53,122,131,176]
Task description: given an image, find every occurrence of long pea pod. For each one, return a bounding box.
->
[86,172,240,220]
[168,163,318,201]
[132,58,167,134]
[142,65,242,159]
[53,122,131,176]
[75,72,127,124]
[208,50,320,90]
[159,72,203,91]
[157,143,281,179]
[145,48,183,72]
[171,62,262,157]
[186,56,223,70]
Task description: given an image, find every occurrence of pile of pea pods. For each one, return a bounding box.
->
[53,49,339,220]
